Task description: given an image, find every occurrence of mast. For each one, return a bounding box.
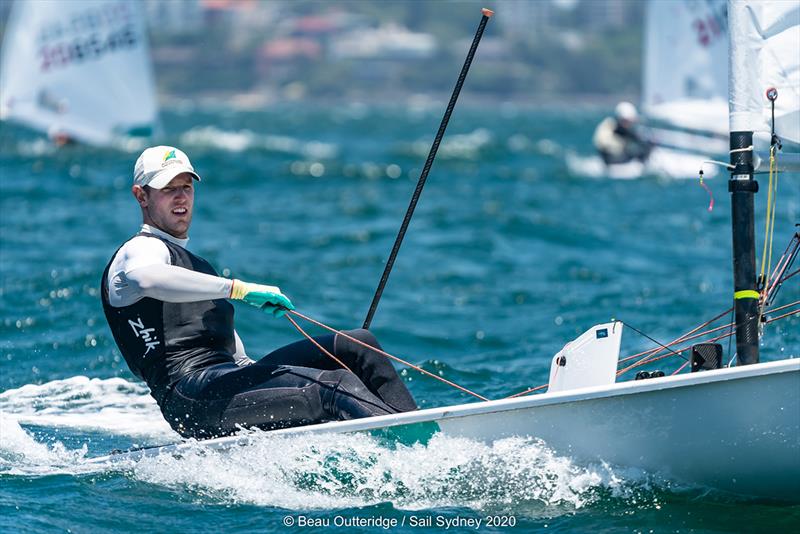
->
[727,0,763,366]
[728,130,759,365]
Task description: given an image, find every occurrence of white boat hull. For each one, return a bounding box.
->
[566,147,719,180]
[91,359,800,500]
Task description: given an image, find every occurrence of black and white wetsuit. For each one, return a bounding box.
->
[592,117,652,165]
[101,224,417,438]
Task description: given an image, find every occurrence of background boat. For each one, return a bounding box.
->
[0,0,159,147]
[642,0,729,154]
[568,0,731,179]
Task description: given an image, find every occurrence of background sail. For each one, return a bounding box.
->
[643,0,728,136]
[729,0,800,149]
[0,0,158,146]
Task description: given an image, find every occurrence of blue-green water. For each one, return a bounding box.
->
[1,104,798,532]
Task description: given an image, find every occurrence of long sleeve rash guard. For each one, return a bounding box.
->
[106,224,253,365]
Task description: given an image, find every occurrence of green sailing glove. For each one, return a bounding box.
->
[230,279,295,318]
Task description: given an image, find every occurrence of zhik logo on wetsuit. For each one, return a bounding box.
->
[128,316,160,356]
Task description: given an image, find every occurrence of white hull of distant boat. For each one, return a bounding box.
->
[91,358,800,500]
[566,146,718,180]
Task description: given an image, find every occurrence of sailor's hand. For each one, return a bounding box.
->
[230,279,295,318]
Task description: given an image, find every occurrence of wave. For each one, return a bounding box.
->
[0,414,91,475]
[129,431,656,512]
[179,126,338,159]
[0,376,175,438]
[401,128,494,160]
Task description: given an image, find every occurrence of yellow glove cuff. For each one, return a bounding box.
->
[230,279,249,300]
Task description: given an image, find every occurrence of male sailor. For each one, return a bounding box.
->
[101,146,417,438]
[592,102,652,165]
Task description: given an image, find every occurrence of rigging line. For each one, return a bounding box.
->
[758,145,776,284]
[766,147,779,286]
[614,303,797,376]
[509,309,734,398]
[765,307,800,324]
[616,306,732,365]
[671,360,691,376]
[766,299,800,315]
[618,329,735,377]
[727,300,735,367]
[621,318,736,365]
[362,8,494,330]
[765,239,794,298]
[772,233,800,282]
[284,313,352,372]
[616,320,731,363]
[287,309,491,402]
[777,267,799,285]
[506,307,800,399]
[765,238,800,305]
[506,305,800,400]
[616,320,690,363]
[701,159,735,170]
[505,383,548,399]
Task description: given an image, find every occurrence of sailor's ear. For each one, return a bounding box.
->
[132,185,148,207]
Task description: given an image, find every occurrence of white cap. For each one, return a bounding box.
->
[615,101,638,122]
[133,146,201,189]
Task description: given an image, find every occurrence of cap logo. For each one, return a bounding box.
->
[163,149,176,162]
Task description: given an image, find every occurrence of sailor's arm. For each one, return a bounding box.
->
[109,236,293,315]
[125,263,232,301]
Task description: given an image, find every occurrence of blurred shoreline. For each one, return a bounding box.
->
[161,90,636,113]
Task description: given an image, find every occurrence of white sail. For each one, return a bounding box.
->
[643,0,729,136]
[0,0,159,146]
[729,0,800,148]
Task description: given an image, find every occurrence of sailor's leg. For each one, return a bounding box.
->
[257,334,338,369]
[333,329,418,413]
[181,363,396,436]
[256,330,417,413]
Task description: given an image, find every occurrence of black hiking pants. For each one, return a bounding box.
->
[161,329,417,438]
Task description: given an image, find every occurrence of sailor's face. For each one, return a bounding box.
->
[135,173,195,238]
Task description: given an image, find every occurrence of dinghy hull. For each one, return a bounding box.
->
[90,359,799,500]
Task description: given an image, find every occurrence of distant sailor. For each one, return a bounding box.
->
[593,102,652,165]
[101,146,417,438]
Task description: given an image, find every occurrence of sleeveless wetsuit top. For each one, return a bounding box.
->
[101,232,236,405]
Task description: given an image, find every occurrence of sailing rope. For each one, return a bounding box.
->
[504,299,800,398]
[284,313,352,372]
[698,169,715,211]
[283,309,490,401]
[758,144,780,295]
[762,231,799,307]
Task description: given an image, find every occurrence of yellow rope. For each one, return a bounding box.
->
[758,145,779,288]
[767,146,779,282]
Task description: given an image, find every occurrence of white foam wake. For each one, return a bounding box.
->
[131,431,651,512]
[0,376,175,438]
[0,413,91,475]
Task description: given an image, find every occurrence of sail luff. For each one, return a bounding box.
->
[729,0,800,145]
